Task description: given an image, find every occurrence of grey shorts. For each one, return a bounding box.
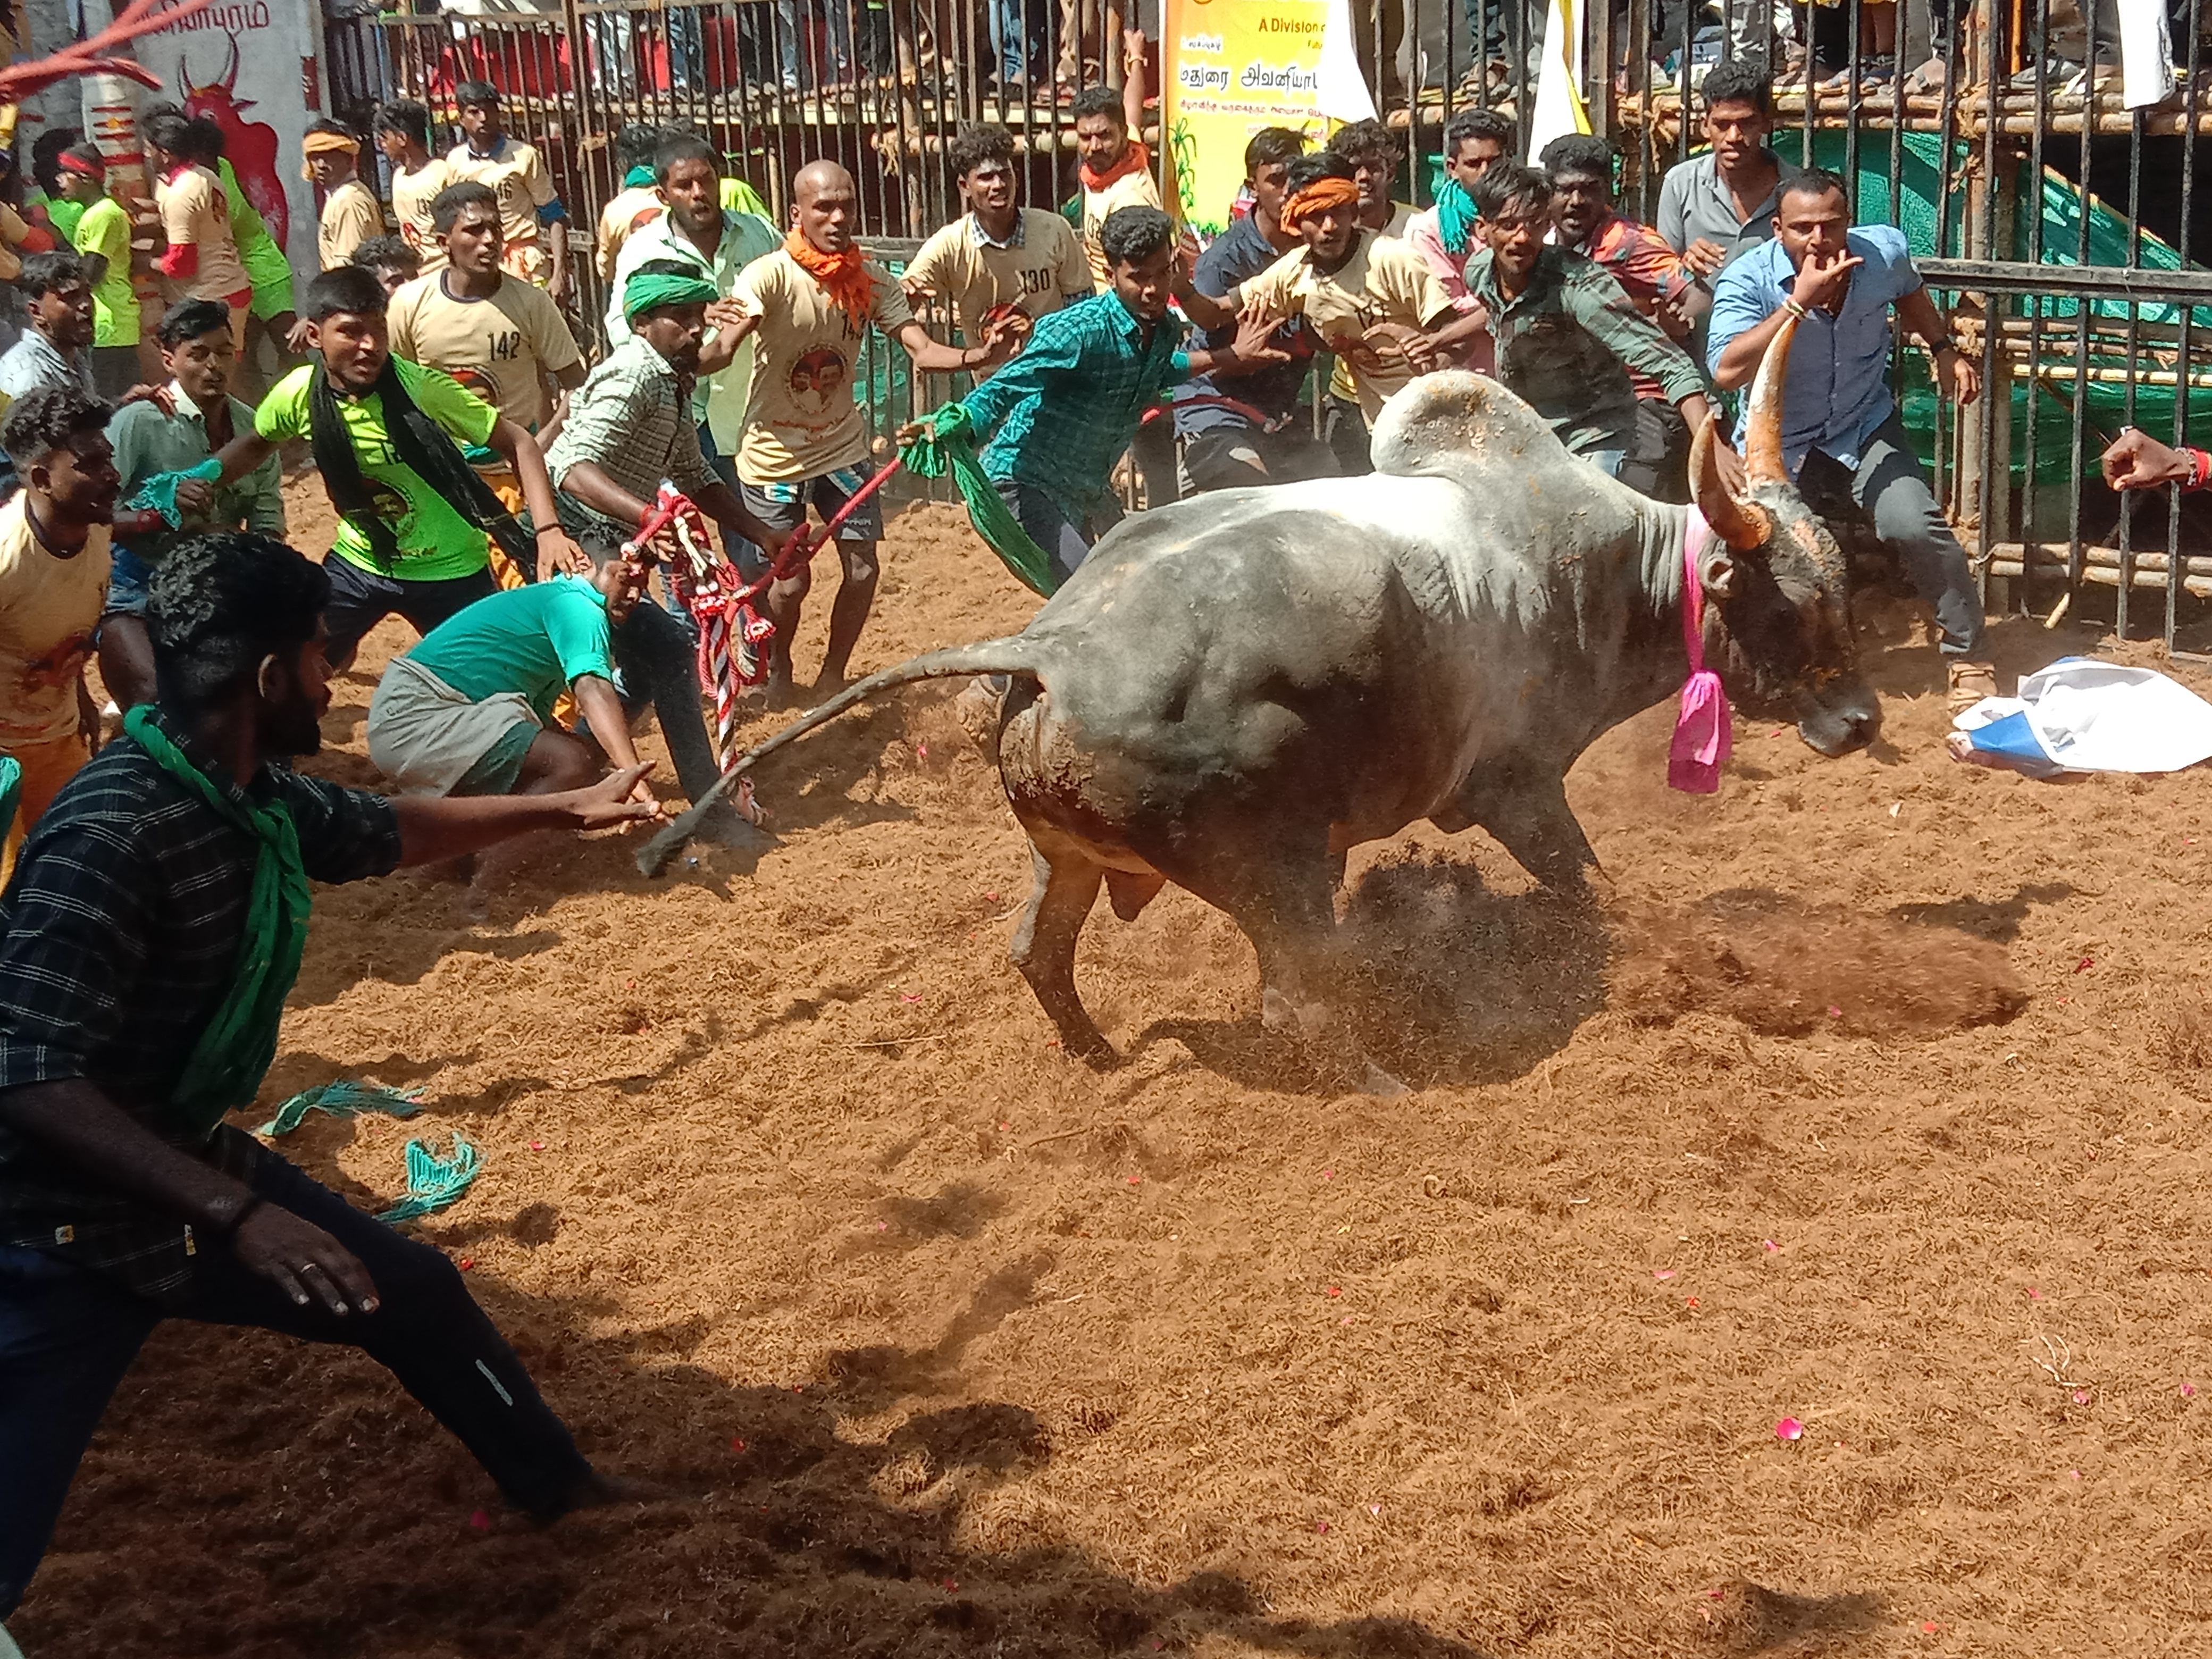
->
[739,465,883,544]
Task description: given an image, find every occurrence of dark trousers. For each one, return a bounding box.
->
[610,599,724,802]
[0,1154,590,1619]
[1323,395,1374,476]
[995,479,1122,586]
[324,556,500,668]
[1619,398,1692,504]
[1180,424,1340,493]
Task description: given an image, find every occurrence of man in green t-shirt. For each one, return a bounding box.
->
[213,264,581,670]
[61,148,142,401]
[366,552,665,816]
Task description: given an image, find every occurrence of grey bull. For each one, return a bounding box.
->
[642,317,1879,1087]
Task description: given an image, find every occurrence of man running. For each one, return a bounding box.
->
[1180,155,1488,435]
[1168,127,1331,492]
[99,298,287,711]
[145,111,250,316]
[388,181,586,567]
[903,121,1089,359]
[1463,162,1713,478]
[374,99,450,277]
[61,148,141,400]
[0,531,657,1628]
[213,265,579,670]
[916,206,1286,582]
[719,161,1013,702]
[305,119,385,273]
[445,82,570,302]
[0,388,116,883]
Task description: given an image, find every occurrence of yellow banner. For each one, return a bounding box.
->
[1162,0,1334,238]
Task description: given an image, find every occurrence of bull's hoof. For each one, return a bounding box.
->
[1056,1026,1120,1069]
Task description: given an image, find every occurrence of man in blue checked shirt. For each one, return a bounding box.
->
[1707,167,1996,715]
[929,205,1289,583]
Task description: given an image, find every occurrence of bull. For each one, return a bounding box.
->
[642,318,1879,1089]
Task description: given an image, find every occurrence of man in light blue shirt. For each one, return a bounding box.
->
[1708,167,1993,714]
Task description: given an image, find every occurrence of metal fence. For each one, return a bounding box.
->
[326,0,2212,641]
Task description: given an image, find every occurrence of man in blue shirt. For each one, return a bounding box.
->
[933,206,1285,583]
[1169,127,1334,493]
[1708,167,1993,713]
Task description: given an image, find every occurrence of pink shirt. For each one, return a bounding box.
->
[1406,207,1495,376]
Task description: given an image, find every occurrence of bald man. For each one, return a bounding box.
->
[720,162,1016,704]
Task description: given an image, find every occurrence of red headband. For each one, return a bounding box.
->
[57,151,104,180]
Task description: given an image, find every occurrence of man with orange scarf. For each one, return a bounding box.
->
[1072,65,1158,295]
[1177,154,1490,431]
[720,161,1018,706]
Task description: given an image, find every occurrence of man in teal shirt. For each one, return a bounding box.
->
[366,549,664,815]
[98,298,286,710]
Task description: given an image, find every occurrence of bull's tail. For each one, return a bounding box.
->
[635,638,1044,876]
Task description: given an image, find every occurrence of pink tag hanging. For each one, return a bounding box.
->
[1668,509,1732,794]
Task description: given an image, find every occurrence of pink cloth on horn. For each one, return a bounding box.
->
[1668,509,1732,794]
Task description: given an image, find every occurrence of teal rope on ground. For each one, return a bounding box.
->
[256,1079,428,1137]
[900,402,1060,599]
[376,1133,481,1223]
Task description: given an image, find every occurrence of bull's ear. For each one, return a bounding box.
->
[1699,546,1740,601]
[1691,413,1772,552]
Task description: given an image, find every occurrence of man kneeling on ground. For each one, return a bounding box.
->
[0,533,656,1626]
[367,542,663,812]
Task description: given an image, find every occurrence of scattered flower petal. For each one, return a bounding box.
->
[731,1437,745,1452]
[1339,1315,1354,1326]
[529,1139,545,1151]
[457,1257,475,1271]
[1326,1286,1342,1297]
[2073,1390,2090,1405]
[468,1509,491,1531]
[1775,1417,1805,1441]
[1826,1004,1844,1017]
[1685,1296,1699,1308]
[2075,956,2095,973]
[1654,1268,1676,1280]
[2184,1382,2198,1397]
[917,742,929,759]
[1369,1503,1381,1515]
[942,1577,958,1590]
[901,993,924,1003]
[2027,1287,2042,1300]
[1127,1175,1141,1186]
[1922,1622,1942,1634]
[1762,1238,1780,1252]
[1316,1521,1329,1534]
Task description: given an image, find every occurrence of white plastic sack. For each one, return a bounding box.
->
[1952,657,2212,775]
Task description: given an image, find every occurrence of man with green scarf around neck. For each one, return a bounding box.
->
[0,532,661,1625]
[1406,106,1513,359]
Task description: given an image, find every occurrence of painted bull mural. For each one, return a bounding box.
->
[643,317,1877,1088]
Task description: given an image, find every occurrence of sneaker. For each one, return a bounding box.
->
[1947,659,1999,718]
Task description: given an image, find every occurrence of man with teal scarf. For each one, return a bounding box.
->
[0,533,660,1625]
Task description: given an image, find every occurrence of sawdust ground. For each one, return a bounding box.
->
[18,479,2212,1657]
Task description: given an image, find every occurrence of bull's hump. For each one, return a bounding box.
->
[1369,371,1568,487]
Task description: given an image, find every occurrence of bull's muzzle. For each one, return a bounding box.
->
[1796,683,1882,757]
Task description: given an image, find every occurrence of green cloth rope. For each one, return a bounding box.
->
[256,1080,427,1138]
[1434,176,1479,257]
[377,1133,481,1223]
[122,457,222,529]
[623,267,719,322]
[623,164,655,188]
[899,402,1060,599]
[124,706,311,1139]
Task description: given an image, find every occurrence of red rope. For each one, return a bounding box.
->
[734,451,908,601]
[0,0,213,100]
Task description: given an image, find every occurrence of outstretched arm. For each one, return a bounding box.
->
[391,765,658,862]
[485,418,585,577]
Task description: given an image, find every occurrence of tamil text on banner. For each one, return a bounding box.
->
[1163,0,1374,238]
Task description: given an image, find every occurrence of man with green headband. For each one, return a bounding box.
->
[0,532,660,1627]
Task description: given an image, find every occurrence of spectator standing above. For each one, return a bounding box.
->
[0,387,116,884]
[375,99,450,277]
[1072,73,1159,293]
[902,122,1090,361]
[1707,168,1993,714]
[1463,162,1712,477]
[211,265,580,670]
[604,134,778,491]
[1543,133,1698,501]
[305,120,386,274]
[0,253,99,403]
[1656,60,1800,282]
[595,123,667,283]
[0,534,657,1628]
[387,182,586,576]
[350,236,422,298]
[98,298,286,712]
[1407,107,1513,317]
[917,206,1287,582]
[445,82,570,303]
[1169,127,1336,492]
[1181,154,1487,440]
[64,149,141,400]
[719,161,1013,702]
[145,110,249,315]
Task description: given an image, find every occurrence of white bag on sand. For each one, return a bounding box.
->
[1951,657,2212,776]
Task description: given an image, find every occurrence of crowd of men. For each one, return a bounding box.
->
[10,56,2212,1647]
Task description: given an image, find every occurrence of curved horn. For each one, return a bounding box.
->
[1691,411,1771,552]
[1742,309,1798,486]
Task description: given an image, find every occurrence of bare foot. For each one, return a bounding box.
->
[763,669,799,711]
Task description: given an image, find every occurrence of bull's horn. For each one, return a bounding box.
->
[1691,412,1771,552]
[1742,309,1798,486]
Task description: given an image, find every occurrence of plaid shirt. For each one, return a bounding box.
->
[960,289,1190,521]
[1464,244,1708,458]
[546,333,719,550]
[1565,212,1693,401]
[0,710,401,1301]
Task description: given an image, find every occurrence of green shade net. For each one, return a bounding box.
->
[901,401,1061,598]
